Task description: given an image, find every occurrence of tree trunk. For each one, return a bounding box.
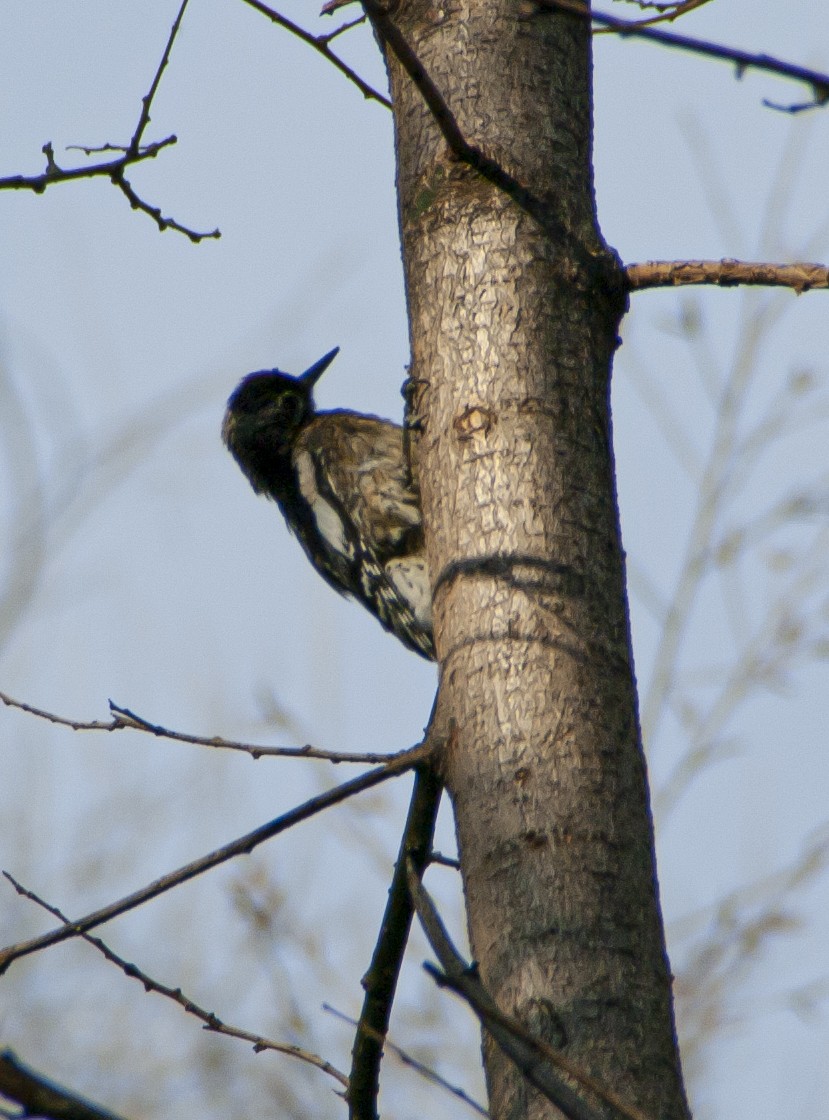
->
[379,3,690,1119]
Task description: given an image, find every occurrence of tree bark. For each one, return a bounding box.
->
[378,3,690,1119]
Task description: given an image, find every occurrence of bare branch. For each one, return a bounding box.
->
[110,169,220,242]
[318,13,367,46]
[239,0,392,109]
[627,259,829,293]
[537,1,829,107]
[3,873,348,1090]
[129,0,190,155]
[0,0,217,240]
[0,689,402,764]
[763,95,829,116]
[595,0,713,32]
[326,1004,486,1116]
[66,142,135,156]
[0,741,432,975]
[407,867,650,1120]
[348,765,443,1120]
[617,0,698,8]
[0,1050,131,1120]
[0,137,176,193]
[428,850,460,870]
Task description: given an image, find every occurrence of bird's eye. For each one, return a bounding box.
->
[278,391,305,425]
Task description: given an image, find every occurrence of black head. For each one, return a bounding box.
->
[222,347,339,492]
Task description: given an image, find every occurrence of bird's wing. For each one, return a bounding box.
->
[292,411,433,659]
[294,411,423,561]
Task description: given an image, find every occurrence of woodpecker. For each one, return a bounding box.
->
[222,348,434,659]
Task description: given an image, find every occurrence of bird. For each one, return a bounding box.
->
[222,348,434,660]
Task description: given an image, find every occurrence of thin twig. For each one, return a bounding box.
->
[239,0,391,108]
[627,259,829,293]
[429,851,461,870]
[326,1004,486,1116]
[595,0,713,32]
[66,142,134,156]
[0,138,176,193]
[538,1,829,106]
[111,0,220,239]
[0,689,403,764]
[348,765,443,1120]
[318,14,366,46]
[621,0,699,8]
[110,170,219,242]
[407,866,651,1120]
[0,0,217,241]
[0,1050,131,1120]
[0,741,432,975]
[129,0,190,154]
[763,95,829,116]
[3,873,348,1089]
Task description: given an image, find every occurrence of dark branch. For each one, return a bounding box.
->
[347,765,443,1120]
[408,867,650,1120]
[0,0,217,241]
[0,138,176,193]
[239,0,391,108]
[4,873,348,1089]
[429,850,461,870]
[0,741,431,975]
[594,0,713,32]
[626,259,829,294]
[110,169,220,242]
[538,1,829,106]
[0,1050,130,1120]
[763,95,829,115]
[317,13,367,46]
[0,689,400,764]
[129,0,189,155]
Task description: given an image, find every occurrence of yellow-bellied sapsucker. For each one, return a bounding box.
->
[222,348,434,659]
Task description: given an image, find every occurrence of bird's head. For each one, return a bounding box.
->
[222,348,339,482]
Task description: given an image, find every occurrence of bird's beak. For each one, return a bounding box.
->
[300,347,340,387]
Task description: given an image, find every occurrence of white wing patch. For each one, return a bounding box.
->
[385,556,432,628]
[294,450,349,556]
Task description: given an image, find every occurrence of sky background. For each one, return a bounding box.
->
[1,3,828,1119]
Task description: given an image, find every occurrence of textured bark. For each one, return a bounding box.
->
[379,4,690,1120]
